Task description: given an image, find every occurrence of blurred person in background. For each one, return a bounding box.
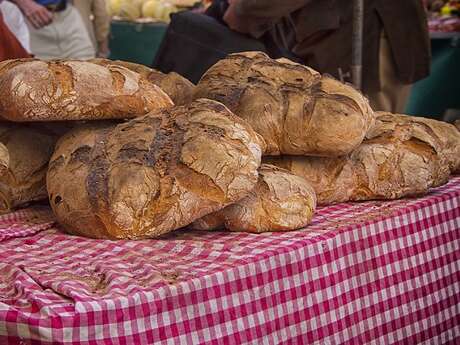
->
[0,0,30,52]
[74,0,110,58]
[9,0,95,59]
[0,1,30,60]
[221,0,431,113]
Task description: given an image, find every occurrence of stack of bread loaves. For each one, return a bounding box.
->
[194,52,460,206]
[0,58,173,215]
[0,57,317,239]
[0,53,458,239]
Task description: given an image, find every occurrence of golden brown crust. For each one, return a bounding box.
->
[192,164,316,233]
[372,112,460,175]
[0,123,61,213]
[194,51,374,156]
[90,58,196,106]
[89,58,153,77]
[264,156,355,205]
[0,59,173,121]
[47,99,263,239]
[147,70,195,106]
[265,113,453,205]
[0,143,9,172]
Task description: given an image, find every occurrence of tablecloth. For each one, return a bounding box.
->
[1,176,459,345]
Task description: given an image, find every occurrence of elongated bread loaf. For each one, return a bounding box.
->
[194,51,374,156]
[371,112,460,174]
[90,58,195,106]
[265,115,451,205]
[192,164,316,233]
[47,99,264,239]
[0,59,173,121]
[89,58,153,76]
[0,124,59,213]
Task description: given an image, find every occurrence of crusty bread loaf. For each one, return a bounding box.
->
[0,143,9,173]
[372,112,460,174]
[0,59,173,122]
[47,99,264,239]
[0,123,59,213]
[90,58,195,106]
[146,70,195,106]
[192,164,316,233]
[89,58,153,76]
[265,115,451,205]
[194,51,374,156]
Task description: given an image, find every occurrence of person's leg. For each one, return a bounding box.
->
[28,18,62,59]
[368,34,412,114]
[58,4,95,59]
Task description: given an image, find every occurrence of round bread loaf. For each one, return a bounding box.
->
[192,164,316,233]
[194,51,374,156]
[90,58,195,106]
[371,112,460,175]
[0,59,173,121]
[47,99,264,239]
[0,123,58,213]
[146,70,195,106]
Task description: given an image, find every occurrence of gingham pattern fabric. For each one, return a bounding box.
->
[1,177,459,345]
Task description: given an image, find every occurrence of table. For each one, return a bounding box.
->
[109,21,168,66]
[406,32,460,119]
[1,177,459,344]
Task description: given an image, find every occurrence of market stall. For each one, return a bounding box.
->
[1,177,459,344]
[406,0,460,118]
[1,5,460,339]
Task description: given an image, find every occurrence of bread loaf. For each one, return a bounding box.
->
[0,59,173,121]
[146,70,195,106]
[0,143,9,173]
[371,112,460,174]
[90,58,195,106]
[192,164,316,233]
[265,115,451,204]
[0,123,59,213]
[47,99,264,239]
[89,58,153,77]
[194,51,374,156]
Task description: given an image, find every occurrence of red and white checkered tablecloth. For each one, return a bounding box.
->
[0,177,459,345]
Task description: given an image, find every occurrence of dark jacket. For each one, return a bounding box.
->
[234,0,431,93]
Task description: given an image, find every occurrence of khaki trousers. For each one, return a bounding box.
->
[368,34,412,114]
[28,4,95,60]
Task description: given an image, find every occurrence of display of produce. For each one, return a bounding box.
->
[192,164,317,233]
[194,52,374,157]
[0,124,59,213]
[426,0,460,32]
[109,0,202,22]
[90,58,195,105]
[0,59,173,122]
[265,113,460,205]
[47,99,264,239]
